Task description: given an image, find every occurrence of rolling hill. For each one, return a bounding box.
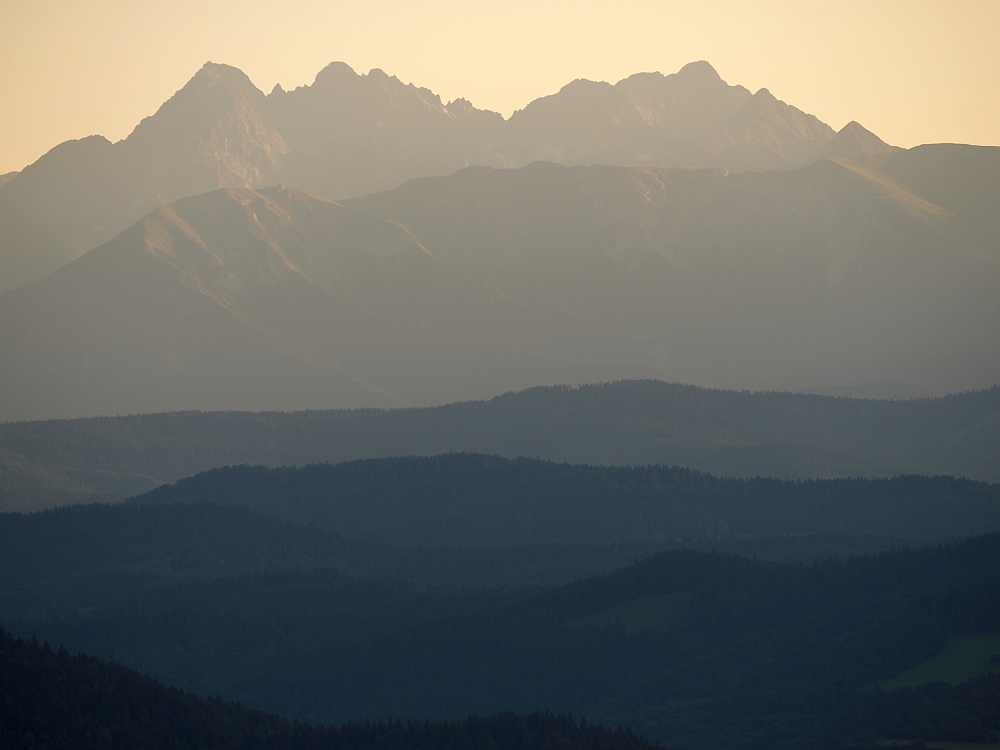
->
[2,381,999,512]
[130,455,1000,545]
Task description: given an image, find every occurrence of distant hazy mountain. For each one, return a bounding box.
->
[346,145,1000,397]
[0,144,997,420]
[267,61,505,200]
[0,60,875,293]
[0,185,632,420]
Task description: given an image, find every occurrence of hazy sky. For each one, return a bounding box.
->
[2,0,999,175]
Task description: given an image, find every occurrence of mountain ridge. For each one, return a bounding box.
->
[2,381,999,513]
[1,147,998,421]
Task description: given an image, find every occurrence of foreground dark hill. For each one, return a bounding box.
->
[1,630,655,750]
[0,60,867,293]
[133,455,1000,545]
[3,146,998,421]
[9,526,1000,749]
[3,381,999,512]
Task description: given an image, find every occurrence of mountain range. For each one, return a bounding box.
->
[0,60,896,294]
[1,142,997,419]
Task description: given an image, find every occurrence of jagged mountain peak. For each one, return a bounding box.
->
[676,60,723,81]
[821,121,900,159]
[272,60,448,111]
[616,61,724,91]
[445,98,478,117]
[119,59,286,201]
[732,87,834,135]
[311,60,359,88]
[555,78,615,97]
[299,62,437,101]
[127,60,270,138]
[189,60,255,86]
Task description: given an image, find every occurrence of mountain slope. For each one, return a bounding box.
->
[0,60,869,293]
[0,63,287,294]
[681,86,836,170]
[0,187,408,419]
[1,627,657,750]
[2,146,998,420]
[347,153,1000,395]
[0,184,639,420]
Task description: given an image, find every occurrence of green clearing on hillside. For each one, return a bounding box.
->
[880,633,1000,691]
[571,592,691,633]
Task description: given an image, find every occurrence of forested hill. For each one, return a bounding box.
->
[0,629,656,750]
[7,529,1000,749]
[133,455,1000,544]
[3,380,1000,512]
[0,501,930,614]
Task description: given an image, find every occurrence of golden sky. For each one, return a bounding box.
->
[2,0,999,175]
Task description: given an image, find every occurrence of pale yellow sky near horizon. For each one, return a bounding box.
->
[1,0,999,175]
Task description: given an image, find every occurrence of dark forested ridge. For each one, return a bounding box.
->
[3,380,999,512]
[0,629,658,750]
[0,501,676,603]
[6,532,1000,749]
[132,454,1000,545]
[0,501,930,619]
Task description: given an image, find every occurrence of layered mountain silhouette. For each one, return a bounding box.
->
[0,60,881,293]
[1,144,997,420]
